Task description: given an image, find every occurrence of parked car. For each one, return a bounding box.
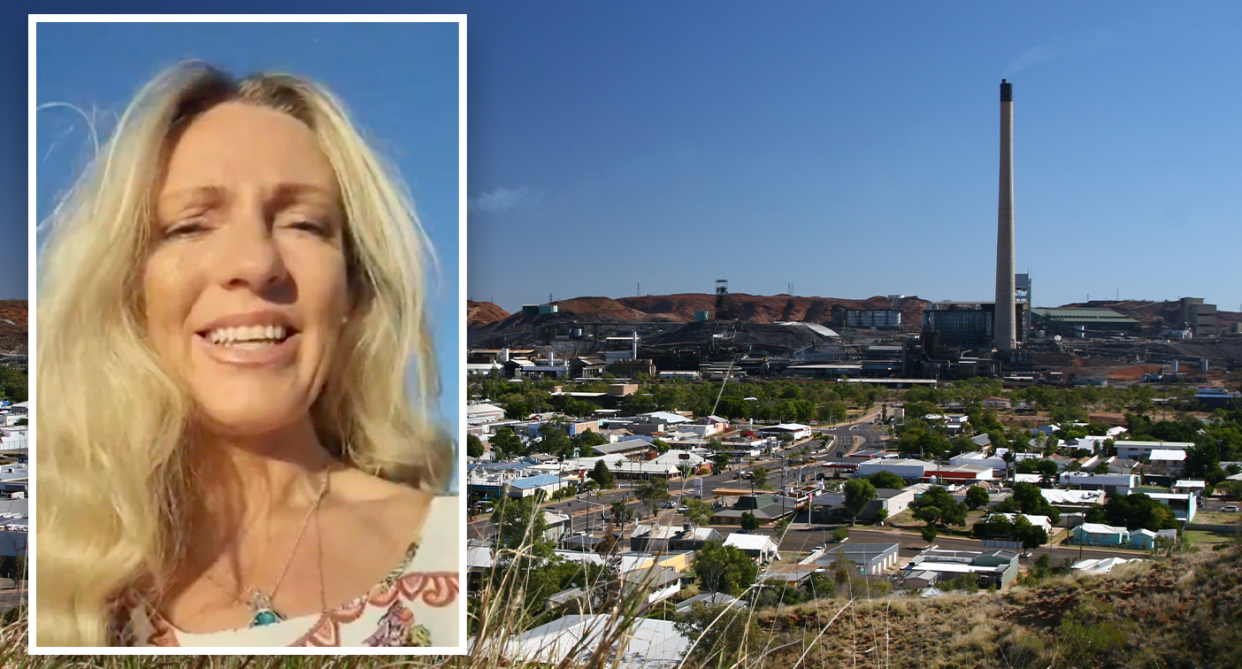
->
[1224,505,1239,512]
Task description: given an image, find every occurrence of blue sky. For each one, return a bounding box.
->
[33,21,461,430]
[463,2,1242,314]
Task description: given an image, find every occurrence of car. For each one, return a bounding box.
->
[1224,505,1239,512]
[678,506,689,513]
[663,501,677,509]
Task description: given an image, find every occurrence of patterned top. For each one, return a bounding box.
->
[116,495,460,648]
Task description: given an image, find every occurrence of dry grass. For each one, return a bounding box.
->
[2,540,1239,669]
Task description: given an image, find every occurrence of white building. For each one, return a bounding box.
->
[1059,472,1138,494]
[857,458,933,481]
[1114,440,1195,460]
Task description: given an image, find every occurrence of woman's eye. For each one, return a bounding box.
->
[289,220,330,236]
[163,220,208,238]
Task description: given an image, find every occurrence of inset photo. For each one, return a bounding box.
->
[31,16,464,652]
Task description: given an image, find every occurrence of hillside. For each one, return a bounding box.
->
[467,300,511,328]
[480,293,930,330]
[683,543,1242,669]
[0,300,26,354]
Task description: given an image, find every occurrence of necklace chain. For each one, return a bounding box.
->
[203,467,332,624]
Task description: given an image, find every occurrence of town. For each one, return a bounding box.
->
[464,344,1242,666]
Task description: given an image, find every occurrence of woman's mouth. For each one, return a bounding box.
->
[201,324,295,349]
[194,324,301,366]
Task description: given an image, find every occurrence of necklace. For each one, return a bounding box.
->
[204,467,332,628]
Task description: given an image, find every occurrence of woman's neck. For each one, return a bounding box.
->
[189,419,338,547]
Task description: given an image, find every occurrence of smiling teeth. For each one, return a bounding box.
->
[206,325,288,345]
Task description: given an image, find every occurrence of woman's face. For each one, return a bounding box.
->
[145,101,349,437]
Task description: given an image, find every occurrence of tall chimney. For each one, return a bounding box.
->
[995,79,1017,351]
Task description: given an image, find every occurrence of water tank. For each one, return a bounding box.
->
[695,310,710,322]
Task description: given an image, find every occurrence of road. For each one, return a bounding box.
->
[469,410,887,542]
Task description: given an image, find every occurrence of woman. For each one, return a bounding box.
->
[36,62,459,648]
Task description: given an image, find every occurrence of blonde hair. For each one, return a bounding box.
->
[35,62,453,646]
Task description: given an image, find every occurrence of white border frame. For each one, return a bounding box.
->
[28,14,468,656]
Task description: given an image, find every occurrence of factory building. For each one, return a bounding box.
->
[1030,308,1141,336]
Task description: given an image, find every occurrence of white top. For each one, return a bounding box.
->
[119,495,460,648]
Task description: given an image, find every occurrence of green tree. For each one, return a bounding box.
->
[965,485,990,510]
[675,603,764,665]
[909,486,967,526]
[683,498,714,527]
[843,478,877,526]
[750,467,770,490]
[867,470,906,490]
[590,460,615,489]
[1102,492,1178,531]
[489,427,525,459]
[875,509,889,525]
[740,512,761,531]
[490,497,554,558]
[466,434,485,459]
[693,540,758,595]
[712,453,731,473]
[921,525,938,543]
[635,476,671,517]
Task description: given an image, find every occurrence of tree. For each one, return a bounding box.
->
[1102,492,1178,531]
[867,471,906,490]
[489,427,525,459]
[712,453,731,473]
[466,434,485,459]
[590,460,615,489]
[683,498,714,527]
[750,467,770,490]
[875,509,889,525]
[965,485,990,510]
[490,497,554,558]
[921,525,938,543]
[997,482,1061,524]
[909,486,967,527]
[740,512,761,531]
[693,540,758,595]
[918,506,942,527]
[843,478,877,526]
[635,477,671,517]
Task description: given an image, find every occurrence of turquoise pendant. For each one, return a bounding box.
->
[251,608,283,627]
[248,591,284,627]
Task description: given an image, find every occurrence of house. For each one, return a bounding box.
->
[543,511,572,543]
[1148,449,1187,476]
[813,484,931,522]
[496,614,690,668]
[505,474,570,499]
[1171,480,1207,495]
[1144,492,1197,523]
[903,549,1020,588]
[675,592,742,615]
[1040,488,1105,509]
[669,526,722,552]
[466,403,506,427]
[1130,528,1158,549]
[1071,523,1130,546]
[1059,472,1138,495]
[970,433,993,450]
[758,423,812,440]
[466,539,494,591]
[986,513,1053,535]
[712,493,801,525]
[629,525,682,553]
[1071,557,1144,575]
[621,565,683,605]
[902,570,941,589]
[1114,440,1194,460]
[982,397,1012,410]
[594,439,656,460]
[722,533,781,563]
[759,564,820,586]
[817,543,900,575]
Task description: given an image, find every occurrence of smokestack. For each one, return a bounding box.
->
[995,79,1017,351]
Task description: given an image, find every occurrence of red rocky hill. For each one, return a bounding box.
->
[0,300,27,353]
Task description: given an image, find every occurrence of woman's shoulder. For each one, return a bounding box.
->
[330,469,458,567]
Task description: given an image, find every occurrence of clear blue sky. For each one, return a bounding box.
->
[463,2,1242,314]
[33,21,461,430]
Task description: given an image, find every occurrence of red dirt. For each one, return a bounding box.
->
[548,293,931,326]
[0,300,27,353]
[466,300,510,328]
